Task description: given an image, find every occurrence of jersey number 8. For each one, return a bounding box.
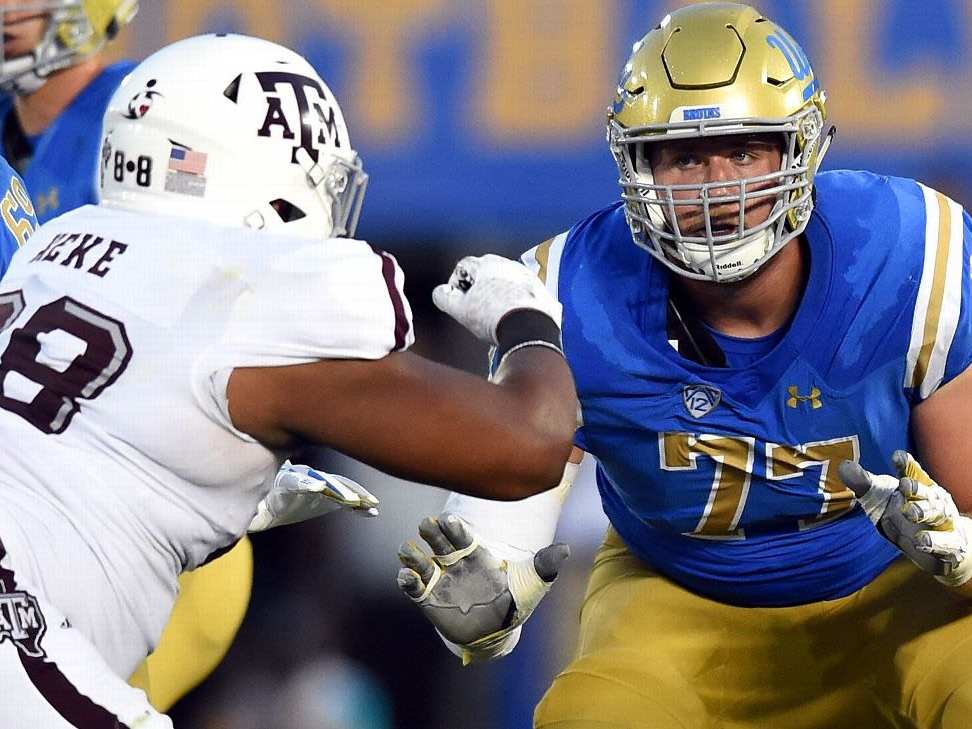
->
[0,291,131,434]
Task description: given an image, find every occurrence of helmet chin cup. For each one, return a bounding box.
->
[672,228,775,282]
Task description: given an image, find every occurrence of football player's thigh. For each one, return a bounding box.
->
[536,529,885,729]
[128,536,253,712]
[869,562,972,729]
[0,559,170,727]
[535,530,711,729]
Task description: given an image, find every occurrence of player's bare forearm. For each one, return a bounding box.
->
[227,349,576,499]
[911,365,972,512]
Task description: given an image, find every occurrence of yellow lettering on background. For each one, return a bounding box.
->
[476,0,612,143]
[816,0,944,140]
[166,0,285,45]
[314,0,451,142]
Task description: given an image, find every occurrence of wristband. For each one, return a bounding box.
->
[495,309,562,359]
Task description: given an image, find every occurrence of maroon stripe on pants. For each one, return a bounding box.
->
[370,245,409,351]
[0,539,130,729]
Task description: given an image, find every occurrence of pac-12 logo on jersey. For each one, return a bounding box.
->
[254,71,343,163]
[0,578,47,658]
[683,384,721,418]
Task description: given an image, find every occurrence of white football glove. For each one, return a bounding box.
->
[248,460,379,532]
[397,512,569,665]
[838,450,972,586]
[432,254,562,345]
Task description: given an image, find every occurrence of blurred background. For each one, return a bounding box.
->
[99,1,972,727]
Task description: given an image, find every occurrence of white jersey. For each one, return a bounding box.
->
[0,205,413,676]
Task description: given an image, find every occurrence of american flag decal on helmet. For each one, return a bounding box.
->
[165,145,209,197]
[168,147,207,176]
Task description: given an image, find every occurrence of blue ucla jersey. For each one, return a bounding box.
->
[0,155,38,276]
[525,170,972,607]
[0,61,134,224]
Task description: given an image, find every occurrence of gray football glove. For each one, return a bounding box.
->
[397,512,569,664]
[838,450,972,586]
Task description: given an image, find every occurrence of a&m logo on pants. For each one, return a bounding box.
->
[0,578,47,658]
[683,384,721,419]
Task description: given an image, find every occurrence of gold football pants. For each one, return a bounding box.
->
[128,536,253,712]
[535,528,972,729]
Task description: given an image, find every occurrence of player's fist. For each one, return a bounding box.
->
[838,451,972,586]
[248,461,379,532]
[432,254,562,345]
[397,513,569,664]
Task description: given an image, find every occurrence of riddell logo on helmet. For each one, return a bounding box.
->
[255,72,343,164]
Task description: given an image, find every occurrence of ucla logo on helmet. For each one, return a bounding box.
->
[683,384,721,419]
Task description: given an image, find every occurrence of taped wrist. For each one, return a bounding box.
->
[495,309,562,362]
[438,626,522,666]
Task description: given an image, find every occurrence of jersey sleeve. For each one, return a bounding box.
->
[217,238,413,368]
[0,162,38,277]
[903,185,972,400]
[199,238,414,437]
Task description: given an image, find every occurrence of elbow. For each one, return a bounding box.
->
[504,421,576,500]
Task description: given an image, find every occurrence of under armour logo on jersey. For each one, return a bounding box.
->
[34,187,59,216]
[683,384,721,419]
[255,71,343,164]
[124,78,163,119]
[0,578,47,658]
[787,385,822,409]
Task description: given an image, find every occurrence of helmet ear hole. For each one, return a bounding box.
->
[269,198,306,223]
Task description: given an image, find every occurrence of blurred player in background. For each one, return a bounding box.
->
[0,153,36,270]
[0,0,137,223]
[0,32,575,727]
[399,4,972,728]
[0,0,266,711]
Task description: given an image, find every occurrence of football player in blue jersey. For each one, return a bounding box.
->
[398,4,972,728]
[0,0,137,222]
[0,153,37,270]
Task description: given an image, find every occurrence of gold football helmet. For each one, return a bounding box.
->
[608,2,834,282]
[0,0,138,94]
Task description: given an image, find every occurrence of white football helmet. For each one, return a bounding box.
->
[100,33,367,240]
[0,0,138,94]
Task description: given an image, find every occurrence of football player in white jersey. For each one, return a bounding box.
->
[0,33,576,728]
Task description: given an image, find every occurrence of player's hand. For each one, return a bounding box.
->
[248,460,379,532]
[838,450,972,586]
[397,512,569,664]
[432,254,562,345]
